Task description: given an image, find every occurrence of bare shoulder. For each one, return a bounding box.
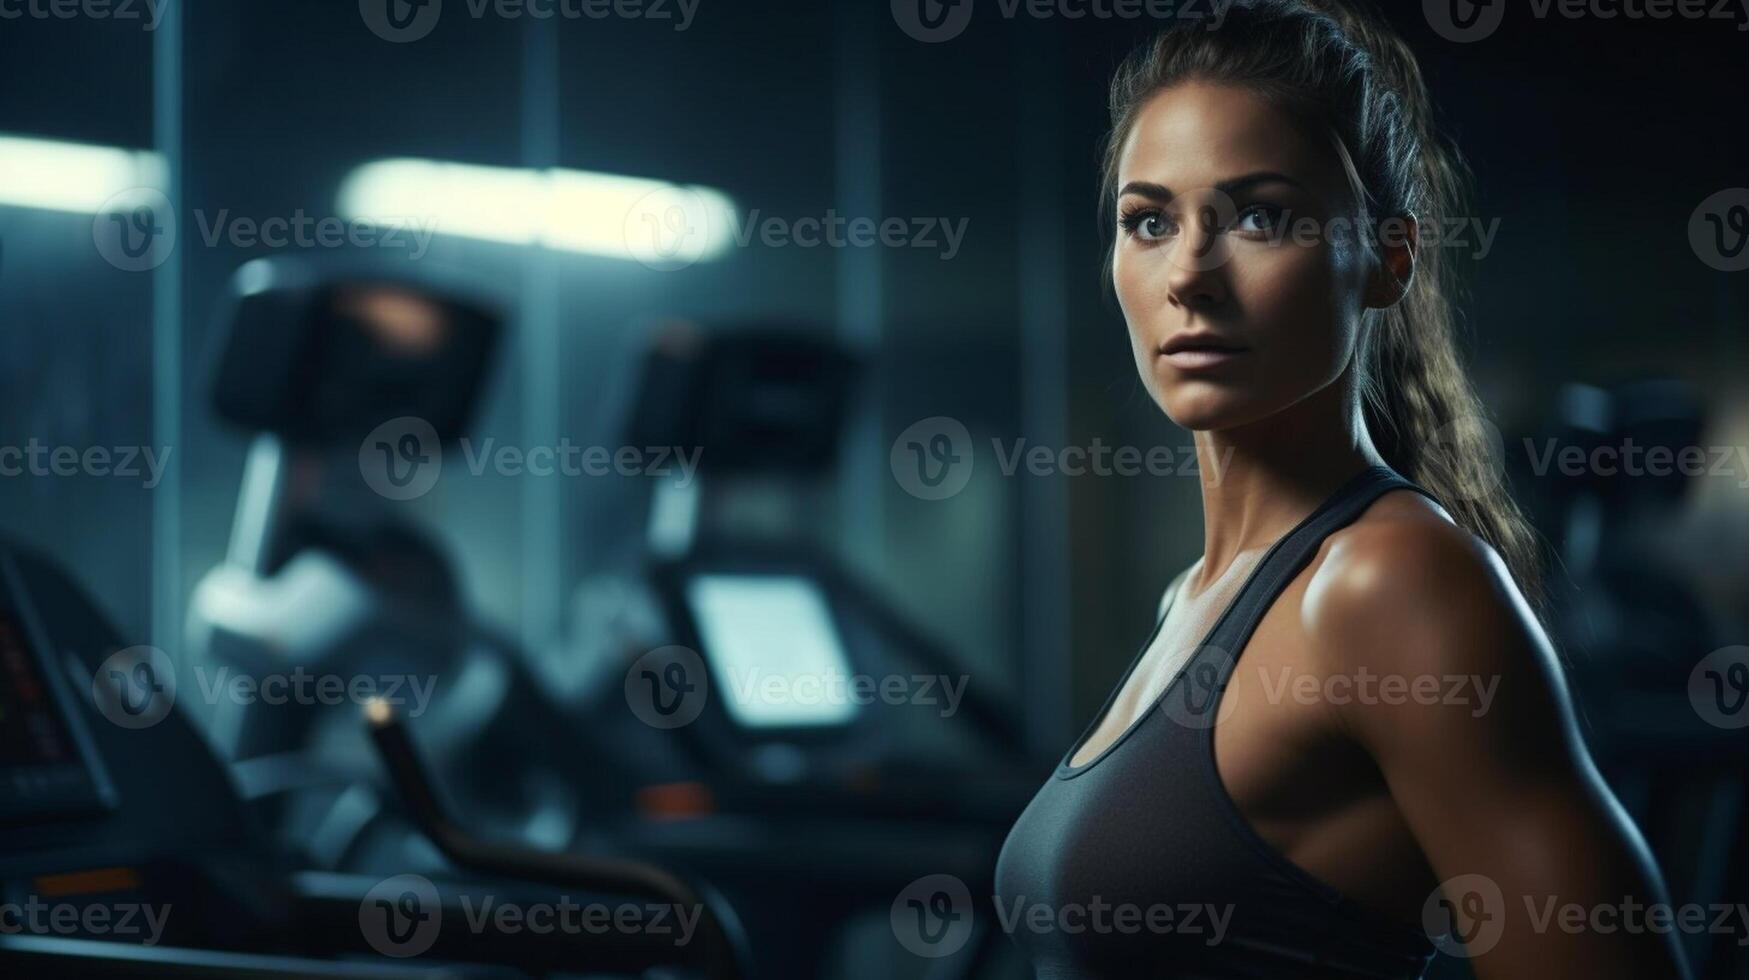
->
[1294,489,1583,774]
[1298,489,1547,680]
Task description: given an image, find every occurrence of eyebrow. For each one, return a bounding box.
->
[1117,171,1305,201]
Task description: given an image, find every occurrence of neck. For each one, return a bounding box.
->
[1189,372,1384,590]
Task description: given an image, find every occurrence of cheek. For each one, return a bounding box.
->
[1112,245,1172,349]
[1235,242,1362,370]
[1111,246,1145,324]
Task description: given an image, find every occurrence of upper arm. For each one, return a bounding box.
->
[1305,516,1690,980]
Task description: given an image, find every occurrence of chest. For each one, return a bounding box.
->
[1080,569,1374,820]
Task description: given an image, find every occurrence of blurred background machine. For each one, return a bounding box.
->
[181,260,1038,978]
[1522,380,1749,980]
[0,533,747,978]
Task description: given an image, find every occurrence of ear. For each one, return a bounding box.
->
[1364,213,1419,309]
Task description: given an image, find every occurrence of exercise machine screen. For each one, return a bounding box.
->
[684,575,858,729]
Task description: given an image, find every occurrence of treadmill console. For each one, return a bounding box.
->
[0,573,115,822]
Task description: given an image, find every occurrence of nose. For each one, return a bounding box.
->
[1165,204,1229,312]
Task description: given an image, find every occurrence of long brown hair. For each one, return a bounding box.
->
[1103,0,1543,602]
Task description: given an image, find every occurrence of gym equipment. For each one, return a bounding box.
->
[540,321,1039,976]
[186,258,589,862]
[185,261,1033,977]
[0,536,743,977]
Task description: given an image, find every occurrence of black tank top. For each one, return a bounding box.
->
[995,466,1438,979]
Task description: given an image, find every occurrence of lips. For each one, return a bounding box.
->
[1161,332,1245,355]
[1159,332,1249,371]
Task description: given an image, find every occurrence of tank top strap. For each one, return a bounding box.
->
[1203,465,1430,656]
[1166,465,1436,729]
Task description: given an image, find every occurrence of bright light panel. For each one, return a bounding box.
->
[0,135,167,214]
[337,158,736,264]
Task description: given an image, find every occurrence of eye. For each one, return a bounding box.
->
[1233,203,1287,235]
[1119,208,1173,242]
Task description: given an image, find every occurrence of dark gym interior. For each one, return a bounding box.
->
[1,0,1747,977]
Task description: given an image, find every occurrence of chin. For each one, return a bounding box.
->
[1157,384,1269,433]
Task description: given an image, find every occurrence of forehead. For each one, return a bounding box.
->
[1116,81,1349,202]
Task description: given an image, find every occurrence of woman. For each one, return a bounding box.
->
[993,1,1690,977]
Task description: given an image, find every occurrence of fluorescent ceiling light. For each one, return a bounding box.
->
[338,158,736,265]
[0,135,166,214]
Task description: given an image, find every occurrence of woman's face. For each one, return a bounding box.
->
[1112,81,1380,433]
